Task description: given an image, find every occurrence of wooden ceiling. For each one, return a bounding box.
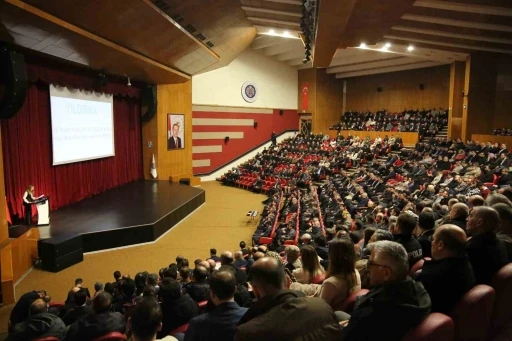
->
[0,0,256,83]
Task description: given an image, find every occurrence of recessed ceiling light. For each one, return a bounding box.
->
[283,31,290,37]
[407,45,414,51]
[384,43,391,48]
[359,43,367,48]
[269,29,275,35]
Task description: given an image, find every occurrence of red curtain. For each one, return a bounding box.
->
[1,82,143,219]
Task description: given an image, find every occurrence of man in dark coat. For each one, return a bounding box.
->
[158,278,198,338]
[62,288,92,325]
[235,257,342,341]
[9,290,46,329]
[339,241,431,341]
[416,224,475,314]
[11,299,66,341]
[466,206,509,285]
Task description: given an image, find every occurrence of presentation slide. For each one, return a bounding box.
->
[50,85,115,166]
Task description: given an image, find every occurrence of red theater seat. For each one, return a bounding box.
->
[336,289,369,313]
[93,332,127,341]
[488,263,512,341]
[409,257,431,276]
[33,337,61,341]
[450,284,495,341]
[170,323,189,334]
[402,313,454,341]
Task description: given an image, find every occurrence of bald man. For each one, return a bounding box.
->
[466,206,509,284]
[445,203,469,231]
[221,251,247,284]
[416,224,475,314]
[11,298,66,341]
[467,195,484,208]
[235,257,342,341]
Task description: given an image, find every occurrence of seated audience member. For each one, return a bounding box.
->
[94,282,104,297]
[9,290,47,330]
[185,269,248,341]
[339,241,431,341]
[11,298,66,341]
[158,278,199,338]
[207,248,221,262]
[445,203,469,231]
[416,224,475,314]
[292,245,325,284]
[290,237,361,309]
[179,267,191,285]
[221,251,247,284]
[284,245,302,271]
[66,291,126,341]
[233,251,248,269]
[183,265,210,302]
[74,278,91,298]
[113,278,136,314]
[235,257,342,340]
[129,297,178,341]
[314,235,329,260]
[62,288,92,326]
[392,213,423,267]
[468,195,484,208]
[484,193,512,207]
[417,211,435,258]
[466,206,509,284]
[492,203,512,261]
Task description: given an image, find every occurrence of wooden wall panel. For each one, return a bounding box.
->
[345,65,450,113]
[327,130,419,147]
[448,61,465,140]
[315,71,344,134]
[494,90,512,130]
[156,82,195,183]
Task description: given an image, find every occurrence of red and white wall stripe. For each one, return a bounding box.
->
[192,105,298,175]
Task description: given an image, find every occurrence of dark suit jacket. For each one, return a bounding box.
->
[62,305,92,326]
[159,294,199,338]
[467,232,508,285]
[417,230,434,258]
[66,311,126,341]
[416,256,475,314]
[184,302,248,341]
[9,291,40,327]
[168,136,182,149]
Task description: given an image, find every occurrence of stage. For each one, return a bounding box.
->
[10,181,205,253]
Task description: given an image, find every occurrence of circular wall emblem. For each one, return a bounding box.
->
[241,81,258,103]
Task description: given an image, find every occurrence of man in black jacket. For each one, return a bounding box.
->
[11,298,66,341]
[392,213,423,267]
[417,211,435,258]
[9,290,47,330]
[339,241,431,341]
[62,288,92,325]
[66,291,125,341]
[416,224,475,314]
[158,278,198,338]
[466,206,509,285]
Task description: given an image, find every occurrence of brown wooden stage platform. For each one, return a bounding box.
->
[9,181,205,271]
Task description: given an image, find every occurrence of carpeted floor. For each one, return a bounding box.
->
[0,181,265,333]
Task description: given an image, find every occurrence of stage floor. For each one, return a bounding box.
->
[11,181,205,253]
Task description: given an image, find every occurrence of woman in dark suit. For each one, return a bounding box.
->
[22,185,35,225]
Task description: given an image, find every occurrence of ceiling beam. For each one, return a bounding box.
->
[336,61,445,78]
[329,52,407,68]
[392,25,512,44]
[401,14,512,32]
[384,34,512,54]
[252,35,288,49]
[394,20,512,40]
[263,39,303,56]
[247,17,300,27]
[413,0,512,17]
[383,37,472,54]
[313,0,357,67]
[263,0,301,5]
[241,6,301,17]
[329,56,431,74]
[276,49,306,61]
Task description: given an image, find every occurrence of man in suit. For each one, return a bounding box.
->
[128,297,174,341]
[62,289,92,326]
[168,123,182,149]
[184,268,248,341]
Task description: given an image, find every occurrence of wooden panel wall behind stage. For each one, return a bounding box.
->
[472,135,512,151]
[327,130,419,147]
[315,70,344,134]
[344,65,450,113]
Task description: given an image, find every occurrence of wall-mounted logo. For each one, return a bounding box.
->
[241,81,258,103]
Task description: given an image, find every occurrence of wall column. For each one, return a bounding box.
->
[462,53,497,141]
[448,61,465,139]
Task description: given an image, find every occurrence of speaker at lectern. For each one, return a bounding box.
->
[32,196,49,225]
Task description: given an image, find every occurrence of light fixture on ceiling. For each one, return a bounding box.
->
[127,76,131,87]
[269,29,275,35]
[407,45,415,51]
[359,43,367,48]
[384,43,391,48]
[283,31,290,37]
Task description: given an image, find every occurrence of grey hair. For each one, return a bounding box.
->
[368,241,409,280]
[485,194,512,208]
[94,282,104,292]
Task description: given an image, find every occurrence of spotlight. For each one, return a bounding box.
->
[407,45,414,51]
[359,43,366,48]
[384,43,391,48]
[269,29,275,35]
[127,77,131,87]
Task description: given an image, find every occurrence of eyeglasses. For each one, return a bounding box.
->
[367,260,392,270]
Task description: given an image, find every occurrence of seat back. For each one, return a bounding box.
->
[33,337,61,341]
[170,323,189,334]
[337,289,369,313]
[402,313,454,341]
[93,332,127,341]
[450,285,495,341]
[488,263,512,340]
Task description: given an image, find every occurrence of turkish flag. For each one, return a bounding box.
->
[301,83,309,111]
